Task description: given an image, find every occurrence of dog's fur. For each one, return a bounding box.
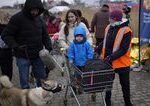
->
[0,76,62,106]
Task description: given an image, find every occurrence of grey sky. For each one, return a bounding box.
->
[0,0,25,7]
[0,0,75,7]
[0,0,117,7]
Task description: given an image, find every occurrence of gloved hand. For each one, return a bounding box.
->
[14,45,27,51]
[104,56,111,64]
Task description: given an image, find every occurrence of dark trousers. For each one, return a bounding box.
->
[0,49,13,80]
[96,38,104,46]
[105,70,132,106]
[0,60,13,80]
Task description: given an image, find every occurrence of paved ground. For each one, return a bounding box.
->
[2,56,150,106]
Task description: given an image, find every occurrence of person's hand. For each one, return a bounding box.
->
[69,60,73,64]
[89,28,94,33]
[39,48,49,57]
[68,60,73,68]
[52,33,59,41]
[91,44,96,48]
[104,56,111,64]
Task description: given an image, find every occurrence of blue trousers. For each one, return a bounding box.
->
[16,57,46,89]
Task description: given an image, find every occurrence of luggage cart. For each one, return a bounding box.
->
[63,59,115,106]
[50,39,70,76]
[50,48,67,76]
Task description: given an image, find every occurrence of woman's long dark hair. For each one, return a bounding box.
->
[64,9,80,36]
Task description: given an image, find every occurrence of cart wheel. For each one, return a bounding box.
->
[61,71,64,76]
[63,99,67,106]
[91,93,96,102]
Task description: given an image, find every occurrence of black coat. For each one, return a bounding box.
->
[1,0,52,59]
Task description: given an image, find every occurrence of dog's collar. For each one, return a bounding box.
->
[42,84,62,93]
[42,87,53,92]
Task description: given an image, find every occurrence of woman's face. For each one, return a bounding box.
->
[68,12,76,24]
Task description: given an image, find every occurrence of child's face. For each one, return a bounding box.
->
[75,35,84,42]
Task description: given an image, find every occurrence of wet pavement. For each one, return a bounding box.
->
[2,57,150,106]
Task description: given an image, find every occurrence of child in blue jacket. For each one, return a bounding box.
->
[68,25,94,95]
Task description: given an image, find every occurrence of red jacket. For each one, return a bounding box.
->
[47,22,59,37]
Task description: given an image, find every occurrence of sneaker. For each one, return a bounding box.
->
[125,101,133,106]
[125,103,133,106]
[105,98,111,106]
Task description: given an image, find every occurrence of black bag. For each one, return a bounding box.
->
[84,59,112,72]
[81,59,115,93]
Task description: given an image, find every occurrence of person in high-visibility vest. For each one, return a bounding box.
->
[96,10,133,106]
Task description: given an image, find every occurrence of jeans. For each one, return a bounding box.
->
[16,57,46,89]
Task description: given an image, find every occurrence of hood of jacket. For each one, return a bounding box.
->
[73,25,86,44]
[74,25,86,37]
[23,0,44,18]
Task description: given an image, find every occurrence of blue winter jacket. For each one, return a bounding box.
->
[68,25,94,66]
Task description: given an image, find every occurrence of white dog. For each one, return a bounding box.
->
[0,76,64,106]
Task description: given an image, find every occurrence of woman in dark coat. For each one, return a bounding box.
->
[0,12,13,80]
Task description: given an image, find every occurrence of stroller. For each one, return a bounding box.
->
[63,58,115,106]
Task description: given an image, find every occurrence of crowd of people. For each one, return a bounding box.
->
[0,0,133,105]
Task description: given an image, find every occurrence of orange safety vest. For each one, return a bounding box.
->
[101,25,132,69]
